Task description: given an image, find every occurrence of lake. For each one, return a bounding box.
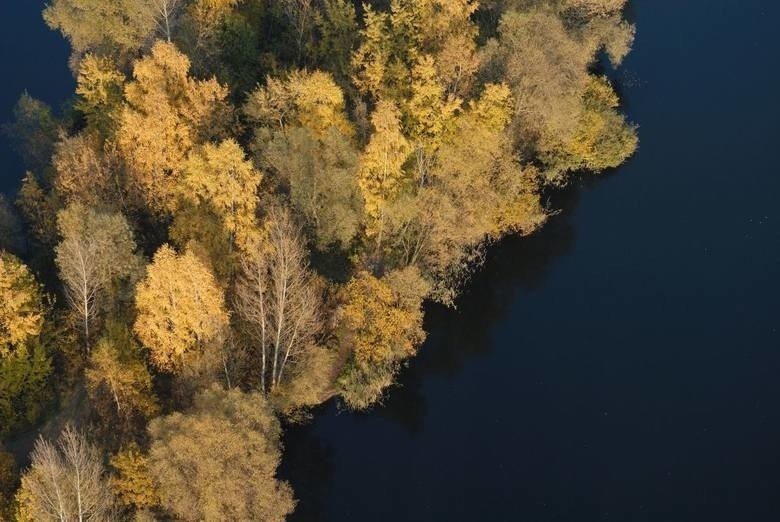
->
[3,1,780,521]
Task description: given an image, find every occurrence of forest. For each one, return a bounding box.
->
[0,0,636,519]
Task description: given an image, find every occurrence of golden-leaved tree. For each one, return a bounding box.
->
[134,245,228,372]
[358,100,412,242]
[116,40,234,214]
[85,322,159,420]
[171,139,262,277]
[0,253,44,357]
[337,269,426,409]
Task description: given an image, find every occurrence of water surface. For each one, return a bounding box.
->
[284,1,780,520]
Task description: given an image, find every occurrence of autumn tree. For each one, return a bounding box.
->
[134,245,228,372]
[0,254,51,436]
[245,69,354,140]
[109,444,160,512]
[234,208,322,392]
[0,253,44,356]
[358,100,412,242]
[43,0,157,67]
[17,425,116,521]
[152,0,184,42]
[147,386,295,521]
[51,133,116,207]
[170,139,261,277]
[16,172,60,247]
[386,83,545,301]
[262,125,363,248]
[280,0,315,62]
[116,40,235,214]
[55,203,144,352]
[310,0,359,86]
[351,0,480,102]
[2,93,60,172]
[540,75,637,174]
[74,54,125,139]
[85,322,159,420]
[337,269,426,409]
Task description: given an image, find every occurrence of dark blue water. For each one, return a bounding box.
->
[0,0,73,195]
[283,1,780,521]
[3,1,780,520]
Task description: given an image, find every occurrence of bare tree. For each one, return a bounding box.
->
[55,203,143,353]
[234,207,321,392]
[152,0,183,42]
[21,425,116,521]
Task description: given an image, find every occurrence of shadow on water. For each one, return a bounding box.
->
[373,182,583,434]
[282,181,593,521]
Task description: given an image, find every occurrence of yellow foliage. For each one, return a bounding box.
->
[179,139,262,255]
[75,54,125,138]
[0,253,44,356]
[134,245,228,372]
[553,75,638,172]
[405,54,460,149]
[341,271,424,365]
[110,444,160,510]
[85,325,159,418]
[117,41,234,214]
[245,69,353,139]
[358,100,412,236]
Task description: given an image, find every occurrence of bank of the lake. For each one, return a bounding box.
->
[282,1,780,520]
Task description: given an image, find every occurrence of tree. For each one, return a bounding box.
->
[16,172,60,247]
[17,425,116,521]
[2,93,60,172]
[151,0,184,42]
[85,322,159,419]
[262,126,363,248]
[74,54,125,139]
[175,139,262,262]
[337,269,425,409]
[280,0,315,62]
[51,133,115,207]
[245,69,354,140]
[234,208,322,392]
[0,255,50,434]
[540,75,637,174]
[116,40,235,214]
[404,54,460,184]
[147,386,295,521]
[109,444,160,511]
[0,253,44,356]
[134,245,228,372]
[55,203,144,352]
[43,0,157,65]
[358,100,412,241]
[0,340,52,436]
[310,0,358,86]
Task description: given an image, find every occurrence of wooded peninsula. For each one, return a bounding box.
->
[0,0,636,519]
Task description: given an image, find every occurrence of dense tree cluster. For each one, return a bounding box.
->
[0,0,636,518]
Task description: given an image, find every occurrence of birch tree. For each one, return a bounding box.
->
[234,207,321,392]
[55,203,143,353]
[152,0,183,42]
[18,425,116,521]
